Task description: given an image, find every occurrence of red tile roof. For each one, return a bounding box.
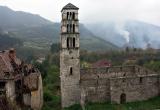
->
[92,59,111,68]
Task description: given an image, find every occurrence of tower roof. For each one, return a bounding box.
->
[61,3,79,12]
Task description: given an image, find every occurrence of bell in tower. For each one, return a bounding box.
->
[60,3,80,108]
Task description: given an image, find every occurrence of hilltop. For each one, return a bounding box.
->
[0,6,118,52]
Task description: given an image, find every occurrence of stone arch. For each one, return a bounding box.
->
[120,93,126,104]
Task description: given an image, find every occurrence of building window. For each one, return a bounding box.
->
[140,77,143,84]
[72,12,75,19]
[67,37,69,48]
[73,38,75,48]
[73,24,75,33]
[67,12,69,20]
[70,12,72,19]
[67,37,75,48]
[67,24,69,33]
[0,82,5,89]
[66,37,76,48]
[70,67,73,75]
[70,24,72,32]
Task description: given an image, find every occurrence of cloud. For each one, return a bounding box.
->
[0,0,160,25]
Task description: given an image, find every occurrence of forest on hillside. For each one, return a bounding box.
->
[0,33,22,50]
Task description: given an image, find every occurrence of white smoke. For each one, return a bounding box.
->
[115,22,130,43]
[119,30,130,43]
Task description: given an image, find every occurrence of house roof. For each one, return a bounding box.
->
[92,59,111,68]
[61,3,79,12]
[0,51,13,72]
[0,51,13,79]
[0,50,21,79]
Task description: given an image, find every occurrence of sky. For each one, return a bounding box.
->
[0,0,160,26]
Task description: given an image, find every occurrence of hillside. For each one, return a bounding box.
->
[0,6,52,30]
[1,6,160,51]
[126,20,160,49]
[0,6,118,52]
[87,21,160,49]
[0,33,22,50]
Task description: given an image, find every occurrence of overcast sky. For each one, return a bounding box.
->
[0,0,160,26]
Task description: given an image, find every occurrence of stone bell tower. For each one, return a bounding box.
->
[60,3,80,108]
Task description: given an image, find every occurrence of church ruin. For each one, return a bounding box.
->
[60,3,160,108]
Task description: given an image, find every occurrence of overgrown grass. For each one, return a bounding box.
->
[65,96,160,110]
[41,65,61,110]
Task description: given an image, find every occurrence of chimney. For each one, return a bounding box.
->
[9,48,16,60]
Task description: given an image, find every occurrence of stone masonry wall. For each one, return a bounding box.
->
[110,75,160,104]
[80,66,160,104]
[60,49,80,107]
[81,79,110,103]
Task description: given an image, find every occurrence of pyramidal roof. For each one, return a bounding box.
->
[61,3,79,11]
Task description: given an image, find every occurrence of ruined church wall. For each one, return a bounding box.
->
[80,66,138,103]
[80,66,160,104]
[110,75,160,104]
[81,78,111,103]
[80,71,110,102]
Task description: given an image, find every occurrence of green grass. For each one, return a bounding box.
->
[41,65,61,110]
[64,96,160,110]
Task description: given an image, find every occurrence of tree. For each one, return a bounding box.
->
[50,43,59,53]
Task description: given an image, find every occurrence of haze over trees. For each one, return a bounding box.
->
[0,33,22,50]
